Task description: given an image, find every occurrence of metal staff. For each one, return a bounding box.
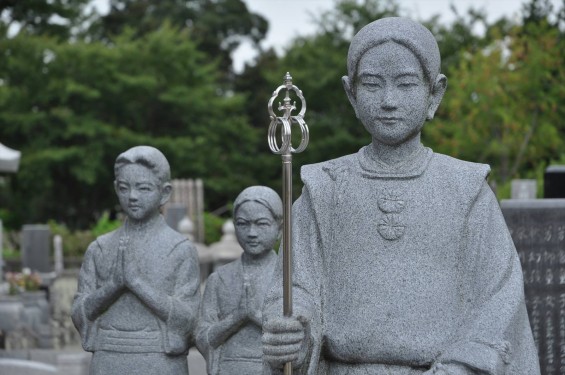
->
[267,72,309,375]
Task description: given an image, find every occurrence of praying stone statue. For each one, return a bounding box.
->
[262,17,540,375]
[196,186,282,374]
[72,146,200,375]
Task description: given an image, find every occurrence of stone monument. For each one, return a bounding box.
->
[71,146,201,375]
[262,17,540,374]
[196,186,282,374]
[501,199,565,375]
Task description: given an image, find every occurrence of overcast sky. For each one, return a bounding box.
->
[91,0,561,72]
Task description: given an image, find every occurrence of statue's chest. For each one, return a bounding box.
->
[95,238,173,285]
[330,174,466,263]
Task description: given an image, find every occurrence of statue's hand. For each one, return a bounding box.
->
[112,240,126,288]
[122,245,141,289]
[226,284,248,323]
[263,315,309,369]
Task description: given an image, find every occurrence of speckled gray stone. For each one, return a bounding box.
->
[196,186,282,374]
[71,146,200,375]
[262,17,540,375]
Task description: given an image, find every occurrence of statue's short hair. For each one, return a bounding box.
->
[347,17,441,86]
[114,146,171,184]
[233,186,283,225]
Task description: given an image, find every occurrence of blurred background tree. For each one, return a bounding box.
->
[0,0,563,235]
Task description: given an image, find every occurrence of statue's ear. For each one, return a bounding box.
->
[342,76,359,118]
[427,74,447,120]
[160,183,172,206]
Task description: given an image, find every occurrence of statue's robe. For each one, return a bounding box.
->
[197,252,277,375]
[72,216,200,375]
[264,145,540,375]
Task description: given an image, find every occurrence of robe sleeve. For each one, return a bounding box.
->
[435,182,540,374]
[196,272,222,375]
[163,241,201,355]
[71,241,99,352]
[263,186,327,375]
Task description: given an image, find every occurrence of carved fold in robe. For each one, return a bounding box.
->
[72,216,200,374]
[264,146,540,375]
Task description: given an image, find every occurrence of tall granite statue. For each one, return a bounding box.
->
[197,186,282,374]
[262,17,540,375]
[72,146,200,374]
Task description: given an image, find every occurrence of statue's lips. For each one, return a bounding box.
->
[128,205,141,210]
[376,117,402,125]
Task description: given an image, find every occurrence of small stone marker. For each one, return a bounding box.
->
[501,199,565,375]
[511,179,537,199]
[53,235,63,275]
[21,225,51,273]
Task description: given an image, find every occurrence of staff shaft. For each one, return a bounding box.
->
[282,153,293,375]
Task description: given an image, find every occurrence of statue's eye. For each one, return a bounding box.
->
[361,80,382,90]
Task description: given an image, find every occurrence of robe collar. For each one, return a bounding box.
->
[357,143,433,179]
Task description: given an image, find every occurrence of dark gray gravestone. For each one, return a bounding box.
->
[164,203,187,233]
[21,225,51,273]
[544,166,565,198]
[501,199,565,375]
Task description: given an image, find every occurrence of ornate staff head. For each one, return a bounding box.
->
[267,72,309,155]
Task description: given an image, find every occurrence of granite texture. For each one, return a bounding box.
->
[196,186,282,374]
[262,17,540,375]
[71,146,201,375]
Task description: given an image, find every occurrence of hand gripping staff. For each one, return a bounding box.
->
[267,72,309,375]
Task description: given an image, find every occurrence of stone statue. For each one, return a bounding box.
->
[262,17,540,375]
[196,186,282,374]
[72,146,200,375]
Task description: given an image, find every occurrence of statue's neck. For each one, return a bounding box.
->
[125,213,161,234]
[369,134,423,167]
[242,251,273,268]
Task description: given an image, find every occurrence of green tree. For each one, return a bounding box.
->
[0,25,259,228]
[0,0,92,39]
[426,11,565,196]
[90,0,268,75]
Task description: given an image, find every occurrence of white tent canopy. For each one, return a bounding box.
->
[0,142,21,173]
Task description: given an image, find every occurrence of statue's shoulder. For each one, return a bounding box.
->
[94,227,121,251]
[432,153,490,181]
[301,153,357,186]
[430,153,491,199]
[212,258,242,284]
[160,222,190,245]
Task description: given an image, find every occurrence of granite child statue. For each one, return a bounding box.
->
[72,146,200,375]
[262,17,540,375]
[197,186,282,374]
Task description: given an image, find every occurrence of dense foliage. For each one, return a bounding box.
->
[0,0,564,233]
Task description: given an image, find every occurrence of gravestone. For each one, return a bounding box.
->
[53,235,63,275]
[501,199,565,375]
[164,203,187,232]
[544,166,565,198]
[0,219,4,287]
[21,225,51,273]
[511,179,537,199]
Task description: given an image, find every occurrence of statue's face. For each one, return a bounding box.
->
[354,41,430,146]
[234,201,280,257]
[115,164,164,222]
